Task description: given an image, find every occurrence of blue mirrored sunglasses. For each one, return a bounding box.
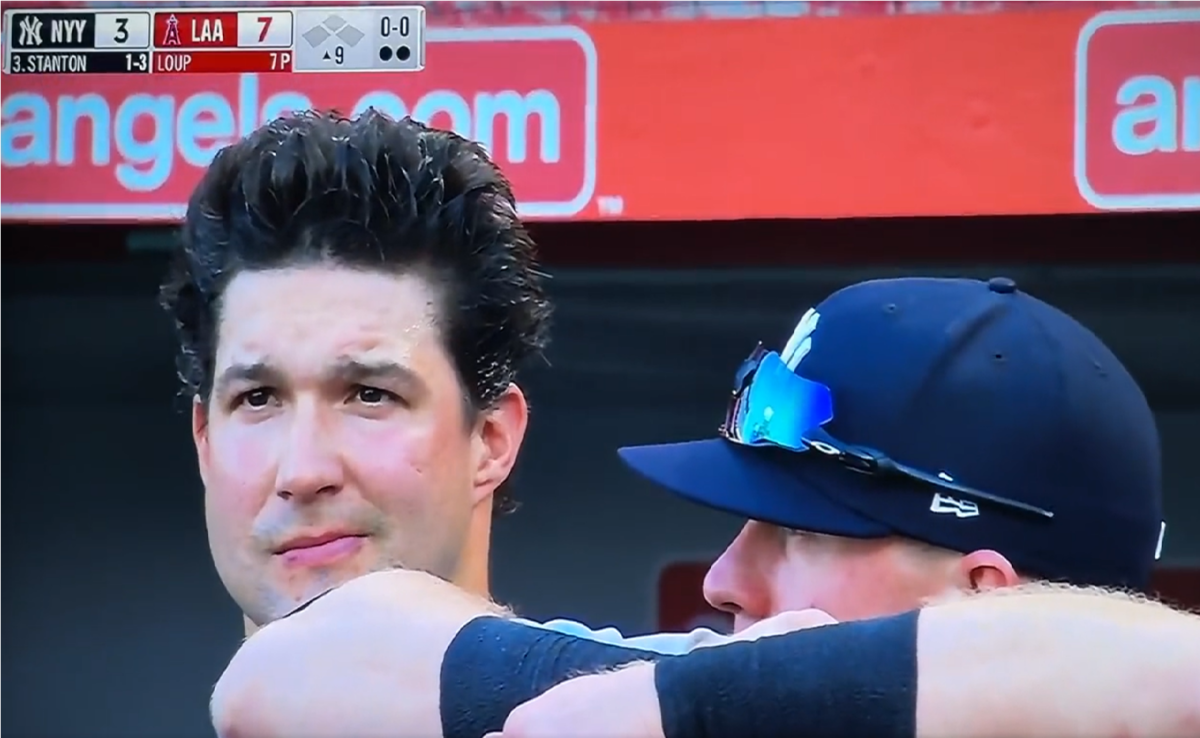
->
[718,343,1054,520]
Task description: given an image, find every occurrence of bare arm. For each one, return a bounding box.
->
[915,584,1200,736]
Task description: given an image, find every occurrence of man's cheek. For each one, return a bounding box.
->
[212,430,275,490]
[770,567,825,617]
[347,431,434,498]
[365,462,431,508]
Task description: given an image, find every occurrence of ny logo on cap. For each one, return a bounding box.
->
[781,309,820,370]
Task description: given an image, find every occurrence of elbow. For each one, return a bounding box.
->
[210,651,268,738]
[210,676,262,738]
[209,569,490,738]
[210,620,319,738]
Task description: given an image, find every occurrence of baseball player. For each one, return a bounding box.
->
[618,275,1166,628]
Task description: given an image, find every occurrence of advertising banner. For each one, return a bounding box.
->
[2,6,1197,222]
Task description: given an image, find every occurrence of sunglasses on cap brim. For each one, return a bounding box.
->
[718,342,1054,521]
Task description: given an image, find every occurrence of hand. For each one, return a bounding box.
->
[486,661,663,738]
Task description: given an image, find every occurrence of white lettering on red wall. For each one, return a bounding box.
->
[0,26,598,220]
[1074,9,1200,210]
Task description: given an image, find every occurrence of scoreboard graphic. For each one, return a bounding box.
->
[2,5,426,74]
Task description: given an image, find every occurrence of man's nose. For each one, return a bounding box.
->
[703,523,773,624]
[274,405,344,501]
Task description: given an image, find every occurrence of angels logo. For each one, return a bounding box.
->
[161,13,181,45]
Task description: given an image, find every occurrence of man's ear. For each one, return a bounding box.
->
[193,396,212,489]
[956,549,1023,592]
[470,384,529,504]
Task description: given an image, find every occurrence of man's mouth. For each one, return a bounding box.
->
[274,532,367,567]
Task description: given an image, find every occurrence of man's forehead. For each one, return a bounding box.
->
[217,283,442,355]
[212,267,453,388]
[219,267,442,336]
[218,353,407,371]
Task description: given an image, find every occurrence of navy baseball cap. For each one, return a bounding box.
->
[619,277,1164,590]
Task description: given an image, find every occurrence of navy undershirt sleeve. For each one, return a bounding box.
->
[655,609,920,738]
[439,616,668,738]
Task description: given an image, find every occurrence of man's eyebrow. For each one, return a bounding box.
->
[325,359,425,389]
[213,361,283,395]
[212,359,427,396]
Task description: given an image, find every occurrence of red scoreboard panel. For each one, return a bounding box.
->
[2,5,425,75]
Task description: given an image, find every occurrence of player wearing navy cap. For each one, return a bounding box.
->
[619,275,1166,628]
[212,276,1200,738]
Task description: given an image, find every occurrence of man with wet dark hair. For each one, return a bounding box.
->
[159,109,553,632]
[163,109,725,648]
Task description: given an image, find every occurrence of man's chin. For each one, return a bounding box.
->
[254,561,378,624]
[248,582,350,631]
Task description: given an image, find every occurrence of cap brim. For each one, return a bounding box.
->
[618,439,891,537]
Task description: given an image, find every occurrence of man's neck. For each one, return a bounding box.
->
[454,506,493,599]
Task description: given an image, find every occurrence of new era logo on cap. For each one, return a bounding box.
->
[930,493,980,519]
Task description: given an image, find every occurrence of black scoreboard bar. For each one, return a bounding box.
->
[7,50,149,75]
[9,12,96,50]
[5,8,154,75]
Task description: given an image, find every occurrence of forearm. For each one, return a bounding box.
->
[653,585,1200,738]
[210,569,504,738]
[915,586,1200,737]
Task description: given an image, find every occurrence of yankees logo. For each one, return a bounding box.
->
[18,15,44,46]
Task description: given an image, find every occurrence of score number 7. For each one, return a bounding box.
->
[257,15,272,43]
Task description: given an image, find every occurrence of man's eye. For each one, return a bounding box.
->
[238,388,274,409]
[354,386,395,405]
